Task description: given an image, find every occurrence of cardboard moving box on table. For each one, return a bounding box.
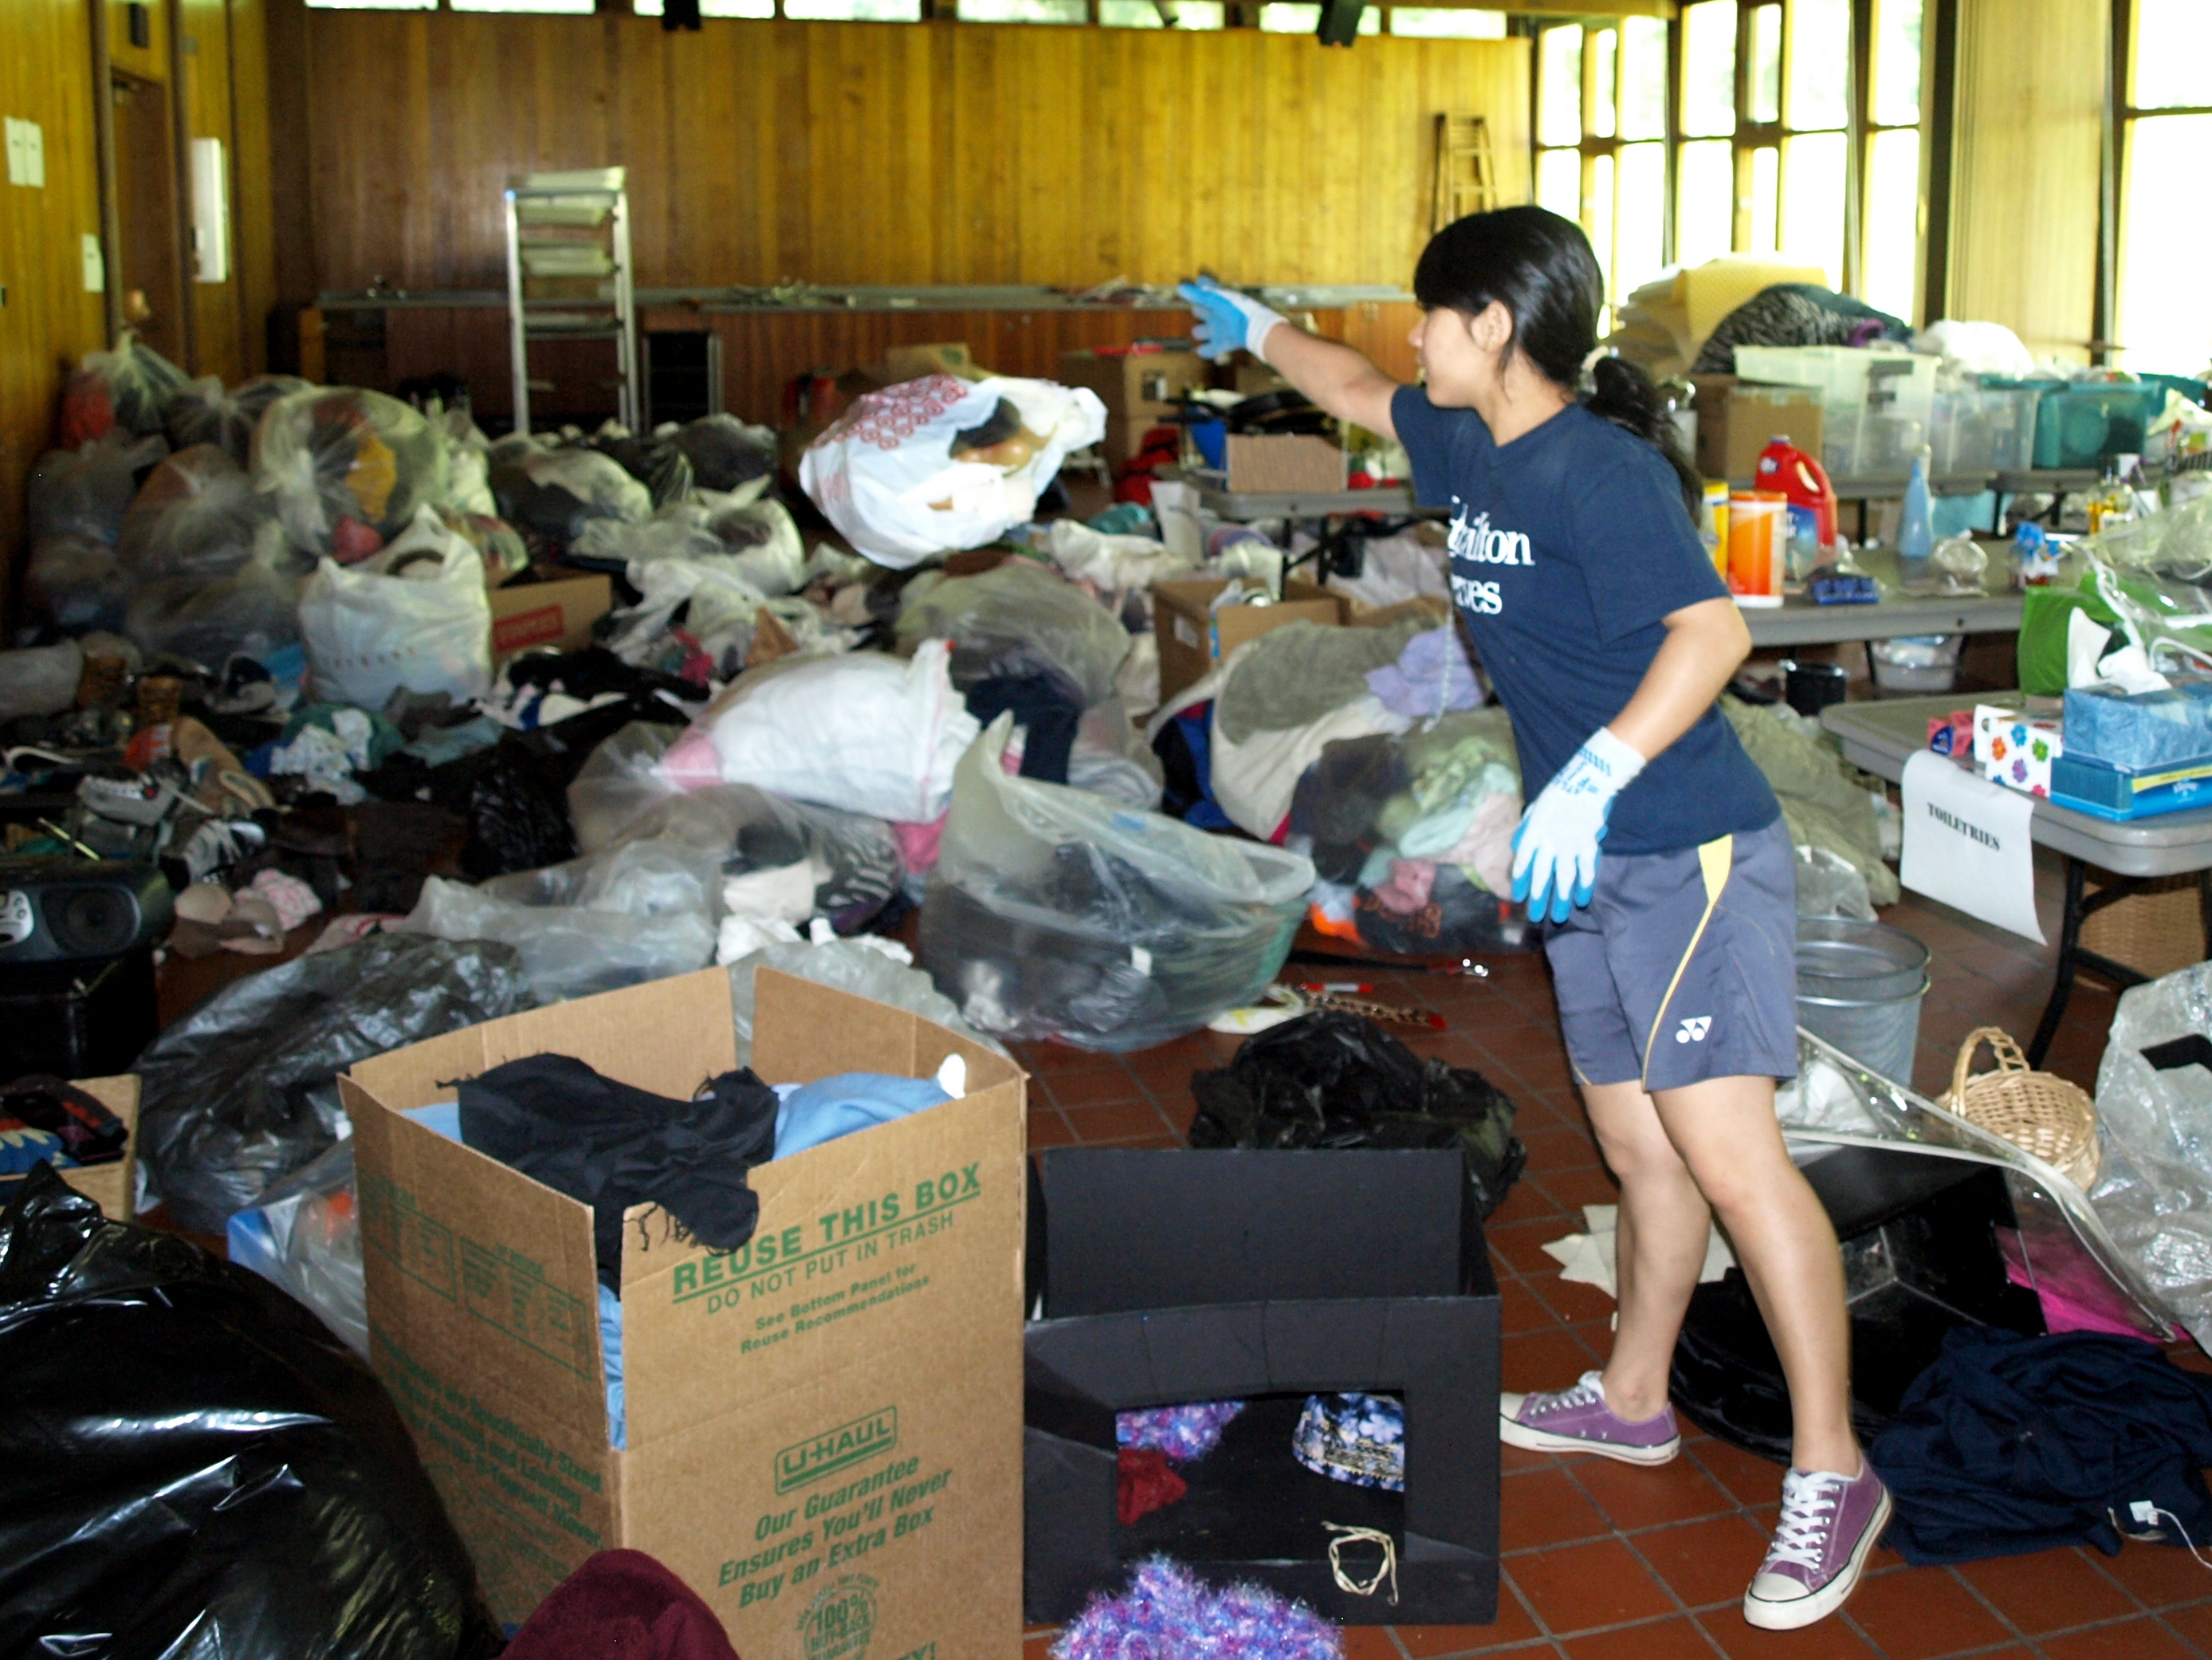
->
[341,968,1028,1657]
[1154,576,1452,703]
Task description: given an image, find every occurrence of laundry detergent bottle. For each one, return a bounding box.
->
[1754,436,1839,580]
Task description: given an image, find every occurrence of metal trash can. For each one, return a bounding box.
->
[1795,917,1932,1085]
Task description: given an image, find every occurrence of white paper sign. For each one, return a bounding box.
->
[1900,749,2045,943]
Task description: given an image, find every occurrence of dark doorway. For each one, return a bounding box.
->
[109,71,186,365]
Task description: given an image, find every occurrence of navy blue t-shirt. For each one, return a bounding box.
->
[1392,386,1778,856]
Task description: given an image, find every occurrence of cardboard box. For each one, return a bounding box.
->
[489,568,613,661]
[55,1074,137,1218]
[1058,348,1207,420]
[1023,1148,1501,1626]
[882,341,979,382]
[342,968,1028,1654]
[1153,578,1345,703]
[1222,434,1347,495]
[1283,576,1453,632]
[1691,375,1826,484]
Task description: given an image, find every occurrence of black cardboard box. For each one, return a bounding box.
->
[1023,1148,1502,1627]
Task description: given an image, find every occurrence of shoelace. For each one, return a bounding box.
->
[1766,1469,1849,1573]
[1526,1374,1606,1420]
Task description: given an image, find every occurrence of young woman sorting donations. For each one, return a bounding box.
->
[1182,209,1884,1631]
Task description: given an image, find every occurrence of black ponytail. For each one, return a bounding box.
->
[1414,206,1703,519]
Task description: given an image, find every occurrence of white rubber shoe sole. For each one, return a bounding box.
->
[1497,1391,1682,1465]
[1742,1486,1893,1630]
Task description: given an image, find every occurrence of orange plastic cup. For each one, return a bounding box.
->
[1727,492,1786,608]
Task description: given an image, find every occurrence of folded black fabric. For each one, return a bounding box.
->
[1872,1327,2212,1564]
[457,1054,779,1289]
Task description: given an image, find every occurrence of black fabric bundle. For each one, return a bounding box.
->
[1189,1009,1526,1217]
[457,1054,779,1288]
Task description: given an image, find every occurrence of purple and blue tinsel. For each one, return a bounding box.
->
[1051,1556,1343,1660]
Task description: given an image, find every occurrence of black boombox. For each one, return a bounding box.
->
[0,859,173,966]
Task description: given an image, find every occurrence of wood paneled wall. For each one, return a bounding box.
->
[0,0,109,575]
[289,14,1531,297]
[1945,0,2108,364]
[380,297,1426,428]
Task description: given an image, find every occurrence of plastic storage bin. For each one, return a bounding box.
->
[1868,633,1964,694]
[1734,346,1939,481]
[2030,384,2167,470]
[1931,388,2045,476]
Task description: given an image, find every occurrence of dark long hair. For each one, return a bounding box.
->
[1414,206,1701,517]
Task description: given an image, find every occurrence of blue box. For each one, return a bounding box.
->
[2062,676,2212,769]
[2049,750,2212,820]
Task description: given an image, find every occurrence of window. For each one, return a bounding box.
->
[1538,4,1929,321]
[957,0,1082,19]
[782,0,923,14]
[449,0,592,12]
[304,0,435,10]
[1387,8,1503,39]
[633,0,774,16]
[1098,0,1226,27]
[2116,0,2212,371]
[1532,15,1670,316]
[1256,4,1377,35]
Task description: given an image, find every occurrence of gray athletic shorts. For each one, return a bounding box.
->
[1542,816,1800,1092]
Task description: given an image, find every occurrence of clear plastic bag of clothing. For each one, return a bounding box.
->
[919,714,1313,1050]
[134,933,536,1233]
[568,722,903,930]
[253,386,452,560]
[163,373,312,466]
[399,839,722,1005]
[2084,498,2212,674]
[0,640,86,722]
[670,411,778,495]
[116,443,289,583]
[225,1136,366,1355]
[488,435,652,550]
[0,1167,502,1660]
[27,428,167,543]
[56,330,191,447]
[896,557,1131,706]
[2088,963,2212,1348]
[126,551,302,671]
[24,535,132,635]
[590,420,695,508]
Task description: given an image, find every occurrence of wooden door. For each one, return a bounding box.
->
[109,70,186,365]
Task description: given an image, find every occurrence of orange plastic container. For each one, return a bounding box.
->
[1727,492,1786,608]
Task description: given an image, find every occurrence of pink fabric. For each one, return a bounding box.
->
[893,813,947,875]
[1444,789,1523,899]
[658,726,724,792]
[1369,858,1439,915]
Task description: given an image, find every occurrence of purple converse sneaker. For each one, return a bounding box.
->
[1742,1461,1892,1630]
[1498,1371,1681,1465]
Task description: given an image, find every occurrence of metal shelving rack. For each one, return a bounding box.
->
[503,167,642,435]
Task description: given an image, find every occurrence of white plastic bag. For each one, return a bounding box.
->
[799,375,1106,568]
[298,521,491,707]
[226,1139,366,1355]
[663,639,979,822]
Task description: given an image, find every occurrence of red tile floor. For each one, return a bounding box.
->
[1012,852,2212,1660]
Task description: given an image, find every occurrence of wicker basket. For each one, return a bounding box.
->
[2080,875,2209,981]
[1939,1026,2100,1189]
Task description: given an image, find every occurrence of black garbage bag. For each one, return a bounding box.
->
[668,412,776,494]
[135,933,536,1233]
[0,1166,503,1660]
[591,425,694,509]
[1188,1009,1526,1217]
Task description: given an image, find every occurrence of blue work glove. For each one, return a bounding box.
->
[1511,727,1647,924]
[1177,277,1288,364]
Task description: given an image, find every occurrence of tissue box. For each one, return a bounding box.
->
[1975,707,2063,797]
[2062,675,2212,769]
[2049,750,2212,820]
[1927,709,1975,757]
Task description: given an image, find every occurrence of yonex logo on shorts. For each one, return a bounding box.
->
[1676,1017,1712,1044]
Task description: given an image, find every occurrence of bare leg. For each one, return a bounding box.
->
[1650,1073,1859,1476]
[1581,1079,1712,1422]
